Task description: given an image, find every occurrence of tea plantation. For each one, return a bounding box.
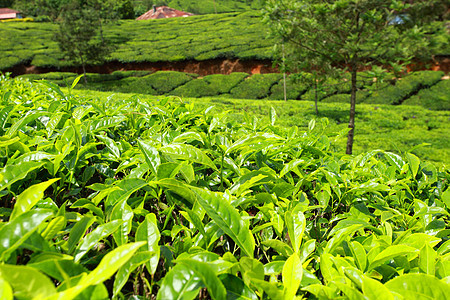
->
[0,74,449,299]
[0,11,273,71]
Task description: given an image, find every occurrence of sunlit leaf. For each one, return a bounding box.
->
[10,178,59,221]
[0,209,53,262]
[0,264,56,299]
[385,273,450,299]
[191,186,255,257]
[282,254,302,300]
[74,220,123,262]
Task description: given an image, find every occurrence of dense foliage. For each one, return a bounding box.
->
[1,74,449,299]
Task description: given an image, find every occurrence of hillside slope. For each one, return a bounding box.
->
[0,12,273,72]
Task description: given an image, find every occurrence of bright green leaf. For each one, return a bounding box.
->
[10,178,59,221]
[282,254,302,300]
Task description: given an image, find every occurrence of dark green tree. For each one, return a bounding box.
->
[263,0,446,154]
[55,0,111,83]
[14,0,133,20]
[0,0,15,7]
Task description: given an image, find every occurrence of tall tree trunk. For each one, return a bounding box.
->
[99,18,104,44]
[346,68,357,154]
[81,57,87,85]
[314,75,319,115]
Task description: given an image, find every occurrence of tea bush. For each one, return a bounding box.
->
[403,79,450,111]
[139,71,196,94]
[19,71,450,109]
[170,72,248,97]
[365,71,444,105]
[268,75,309,100]
[230,73,283,99]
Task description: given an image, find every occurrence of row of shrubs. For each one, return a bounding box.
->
[18,70,449,110]
[0,12,273,70]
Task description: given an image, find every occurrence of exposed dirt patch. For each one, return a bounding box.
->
[7,59,278,77]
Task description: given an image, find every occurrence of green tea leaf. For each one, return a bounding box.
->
[385,273,450,299]
[10,178,59,221]
[155,178,197,205]
[41,216,65,240]
[105,178,148,207]
[270,106,276,126]
[334,282,366,300]
[6,111,47,136]
[282,254,302,300]
[252,278,284,300]
[191,186,255,257]
[418,244,437,275]
[89,116,126,132]
[0,209,53,262]
[219,274,258,300]
[285,210,306,253]
[96,134,121,159]
[45,112,64,138]
[280,159,305,177]
[28,257,86,282]
[0,161,45,192]
[160,144,217,170]
[52,242,145,300]
[406,152,420,178]
[157,263,203,300]
[113,251,153,297]
[0,136,20,147]
[74,220,123,262]
[261,239,293,258]
[368,245,418,270]
[350,241,367,272]
[225,133,284,155]
[362,276,394,300]
[240,257,264,285]
[0,264,56,299]
[0,275,13,300]
[138,139,161,175]
[71,74,84,89]
[111,200,133,246]
[177,259,227,300]
[302,284,336,299]
[136,213,161,275]
[68,216,95,254]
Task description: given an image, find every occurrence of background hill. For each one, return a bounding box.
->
[0,12,274,72]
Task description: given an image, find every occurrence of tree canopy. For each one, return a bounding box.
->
[263,0,447,154]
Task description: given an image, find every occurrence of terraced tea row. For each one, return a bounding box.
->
[19,70,450,110]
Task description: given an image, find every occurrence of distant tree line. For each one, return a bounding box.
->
[3,0,134,20]
[1,0,263,18]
